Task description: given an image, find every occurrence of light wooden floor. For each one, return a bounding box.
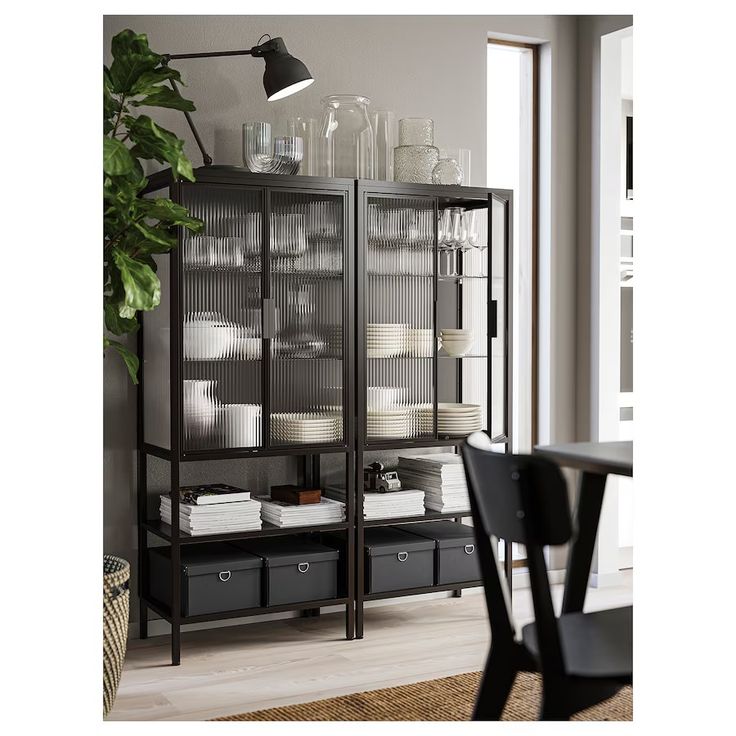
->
[108,571,633,721]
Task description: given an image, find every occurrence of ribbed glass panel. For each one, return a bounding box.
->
[365,196,435,441]
[180,185,263,451]
[143,253,171,449]
[269,191,346,446]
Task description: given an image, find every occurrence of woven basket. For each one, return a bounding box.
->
[103,555,130,717]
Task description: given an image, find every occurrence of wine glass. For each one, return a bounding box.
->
[466,209,487,276]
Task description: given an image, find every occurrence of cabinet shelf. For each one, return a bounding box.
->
[362,509,470,527]
[144,519,350,545]
[143,593,351,626]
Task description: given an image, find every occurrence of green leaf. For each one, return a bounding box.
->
[126,114,196,181]
[104,336,140,384]
[108,30,162,94]
[136,198,204,231]
[130,67,182,95]
[103,137,135,176]
[130,85,195,112]
[104,301,139,336]
[133,220,177,248]
[111,247,161,312]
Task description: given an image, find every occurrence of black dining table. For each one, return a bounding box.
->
[533,440,633,613]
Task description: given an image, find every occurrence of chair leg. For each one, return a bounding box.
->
[539,682,570,721]
[472,648,517,721]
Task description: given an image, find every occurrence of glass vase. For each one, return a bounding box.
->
[371,110,395,181]
[439,148,471,185]
[432,158,463,185]
[394,117,439,184]
[318,94,374,179]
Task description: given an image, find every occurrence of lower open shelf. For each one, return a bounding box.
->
[144,519,351,544]
[363,580,482,602]
[144,594,351,625]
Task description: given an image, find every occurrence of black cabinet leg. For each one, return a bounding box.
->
[562,471,608,614]
[472,647,516,720]
[452,588,462,598]
[171,622,181,666]
[346,602,354,640]
[139,600,148,640]
[355,597,364,639]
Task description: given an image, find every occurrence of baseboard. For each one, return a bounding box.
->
[128,566,568,640]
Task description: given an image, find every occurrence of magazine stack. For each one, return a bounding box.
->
[397,454,471,513]
[159,484,262,536]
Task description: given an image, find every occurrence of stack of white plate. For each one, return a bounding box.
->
[271,412,342,444]
[437,403,483,436]
[439,328,475,357]
[367,323,407,357]
[406,328,436,357]
[416,403,435,435]
[366,407,412,439]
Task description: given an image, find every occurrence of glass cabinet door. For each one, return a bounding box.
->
[179,184,264,451]
[268,190,347,447]
[436,200,490,440]
[363,195,436,442]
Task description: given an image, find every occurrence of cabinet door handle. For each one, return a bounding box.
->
[490,300,498,339]
[464,545,475,555]
[297,562,310,573]
[397,552,408,562]
[263,298,276,339]
[218,571,232,582]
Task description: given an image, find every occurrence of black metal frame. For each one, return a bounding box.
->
[353,180,514,638]
[136,170,514,661]
[138,169,356,665]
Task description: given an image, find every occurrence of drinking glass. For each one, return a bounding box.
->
[286,118,317,175]
[243,122,272,172]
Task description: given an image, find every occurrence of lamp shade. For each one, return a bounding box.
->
[260,37,314,101]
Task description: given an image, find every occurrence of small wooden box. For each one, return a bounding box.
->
[270,485,322,505]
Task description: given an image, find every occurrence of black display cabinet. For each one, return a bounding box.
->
[138,169,356,664]
[354,181,512,638]
[135,170,512,661]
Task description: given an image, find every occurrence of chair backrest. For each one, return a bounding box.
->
[461,433,573,674]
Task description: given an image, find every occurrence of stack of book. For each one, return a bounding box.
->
[324,486,425,520]
[255,495,345,528]
[159,484,262,536]
[397,454,471,513]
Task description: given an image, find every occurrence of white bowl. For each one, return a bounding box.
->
[441,336,474,357]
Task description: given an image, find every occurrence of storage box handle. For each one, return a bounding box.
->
[298,562,310,573]
[464,545,475,555]
[397,552,409,562]
[218,571,232,582]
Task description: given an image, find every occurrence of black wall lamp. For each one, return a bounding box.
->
[163,34,314,166]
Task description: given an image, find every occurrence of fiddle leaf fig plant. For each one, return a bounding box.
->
[104,29,204,383]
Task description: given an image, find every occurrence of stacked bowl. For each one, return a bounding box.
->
[439,328,475,357]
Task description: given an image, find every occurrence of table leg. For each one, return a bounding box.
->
[561,471,608,614]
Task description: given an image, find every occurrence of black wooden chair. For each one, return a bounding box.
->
[461,432,632,721]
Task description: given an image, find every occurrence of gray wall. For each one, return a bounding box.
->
[104,14,588,625]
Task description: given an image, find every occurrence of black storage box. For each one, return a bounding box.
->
[363,527,435,594]
[235,538,339,606]
[148,543,262,617]
[397,521,481,585]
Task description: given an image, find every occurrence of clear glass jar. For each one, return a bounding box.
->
[394,117,439,184]
[318,94,374,179]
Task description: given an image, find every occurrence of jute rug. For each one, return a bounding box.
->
[213,671,632,721]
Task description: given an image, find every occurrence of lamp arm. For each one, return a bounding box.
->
[159,39,282,168]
